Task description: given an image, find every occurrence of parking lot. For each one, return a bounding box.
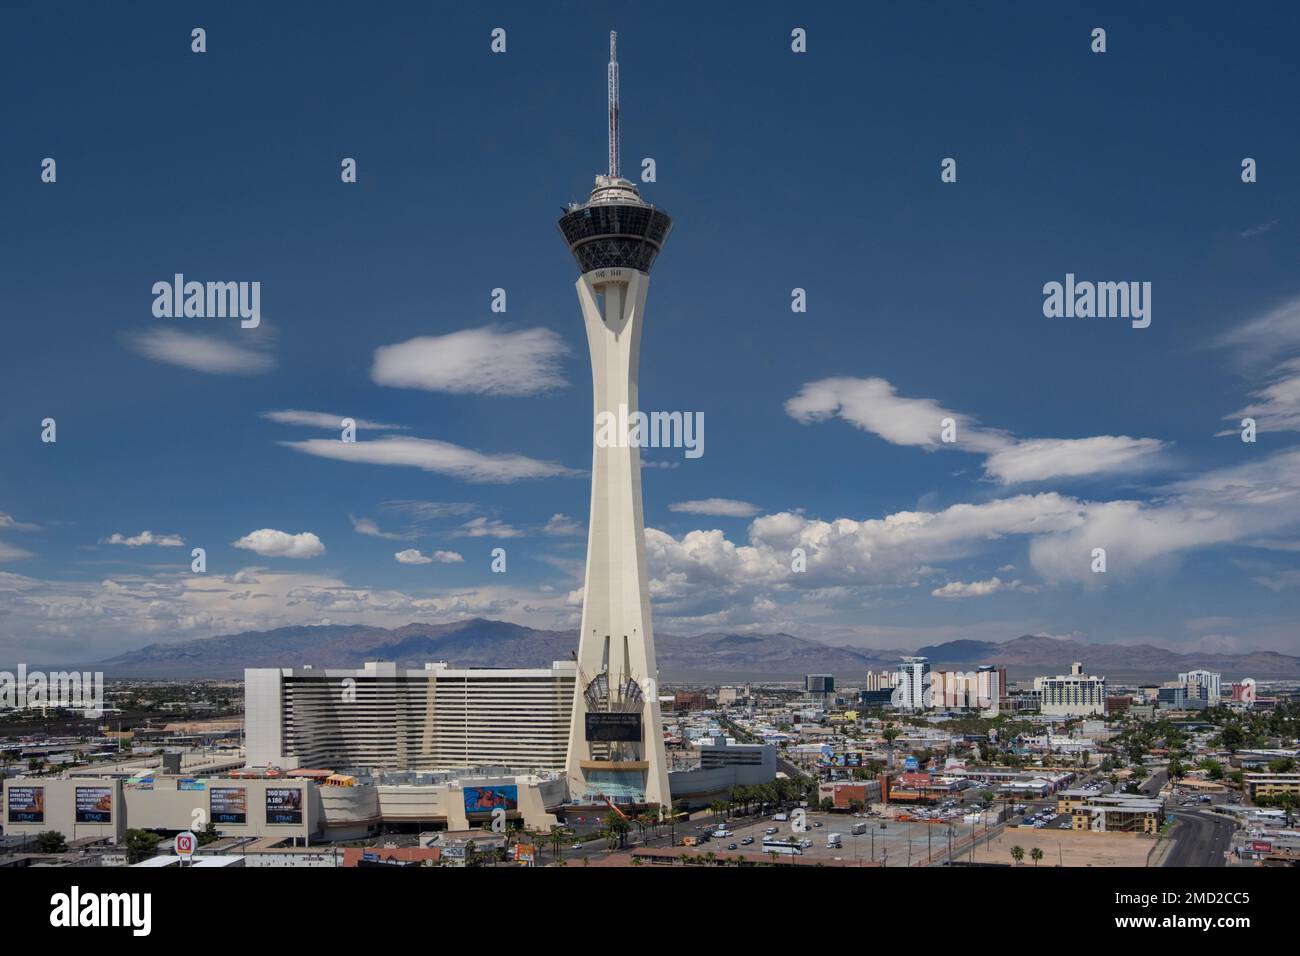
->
[681,810,986,866]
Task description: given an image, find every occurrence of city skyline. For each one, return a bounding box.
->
[4,3,1300,666]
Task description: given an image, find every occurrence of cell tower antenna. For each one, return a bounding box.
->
[608,31,619,178]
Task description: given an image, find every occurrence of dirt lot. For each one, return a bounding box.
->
[968,827,1157,867]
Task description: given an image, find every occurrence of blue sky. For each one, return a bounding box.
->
[2,1,1299,663]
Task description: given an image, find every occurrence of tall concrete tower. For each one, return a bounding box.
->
[557,31,672,810]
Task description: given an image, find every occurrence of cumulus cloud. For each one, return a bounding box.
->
[280,436,579,483]
[786,376,1164,484]
[669,498,761,518]
[102,531,185,547]
[371,327,570,396]
[232,529,325,559]
[127,328,275,375]
[261,410,406,431]
[395,548,463,565]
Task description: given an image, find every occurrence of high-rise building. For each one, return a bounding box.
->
[1178,669,1222,704]
[932,666,1002,712]
[805,674,835,695]
[864,671,898,692]
[893,657,931,711]
[558,33,673,809]
[1034,662,1107,717]
[244,661,576,771]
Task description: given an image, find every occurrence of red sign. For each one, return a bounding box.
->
[175,831,196,858]
[1251,841,1273,853]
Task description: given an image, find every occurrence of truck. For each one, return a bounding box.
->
[851,822,868,835]
[826,832,843,849]
[773,813,789,822]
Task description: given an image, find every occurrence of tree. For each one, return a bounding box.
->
[36,830,67,853]
[123,829,161,865]
[196,821,220,845]
[1010,844,1025,866]
[1030,846,1043,867]
[1268,757,1295,774]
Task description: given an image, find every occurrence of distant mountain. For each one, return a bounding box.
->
[84,619,1300,680]
[915,633,1300,678]
[90,618,898,680]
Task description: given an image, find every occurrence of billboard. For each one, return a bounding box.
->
[265,787,303,825]
[211,787,248,824]
[463,785,518,814]
[75,786,113,823]
[585,712,642,742]
[7,786,45,823]
[178,778,206,791]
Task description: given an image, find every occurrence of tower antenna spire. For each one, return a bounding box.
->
[608,31,619,179]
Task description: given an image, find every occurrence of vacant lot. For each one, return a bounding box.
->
[969,827,1156,867]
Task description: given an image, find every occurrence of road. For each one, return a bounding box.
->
[1139,770,1168,796]
[1163,810,1233,867]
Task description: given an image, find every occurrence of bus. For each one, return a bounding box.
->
[762,838,803,856]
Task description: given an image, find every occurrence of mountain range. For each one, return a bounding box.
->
[78,618,1300,681]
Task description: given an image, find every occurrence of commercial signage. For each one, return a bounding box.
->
[178,778,206,791]
[211,787,248,824]
[7,786,45,823]
[463,785,519,814]
[175,831,197,860]
[585,712,642,742]
[74,786,113,823]
[265,787,303,825]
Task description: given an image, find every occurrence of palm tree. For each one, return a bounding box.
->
[1030,846,1043,867]
[1010,844,1025,866]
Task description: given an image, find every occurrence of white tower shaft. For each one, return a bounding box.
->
[565,268,670,809]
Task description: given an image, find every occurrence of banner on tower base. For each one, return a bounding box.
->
[585,712,643,742]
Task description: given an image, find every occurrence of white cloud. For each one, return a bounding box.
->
[395,548,463,565]
[232,529,325,559]
[452,517,523,539]
[261,410,406,431]
[127,328,275,375]
[349,514,408,540]
[669,498,761,518]
[102,531,185,547]
[931,576,1028,599]
[381,501,478,521]
[0,542,33,562]
[543,514,584,536]
[786,376,1165,484]
[280,436,579,483]
[0,513,39,532]
[371,327,570,396]
[983,436,1166,484]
